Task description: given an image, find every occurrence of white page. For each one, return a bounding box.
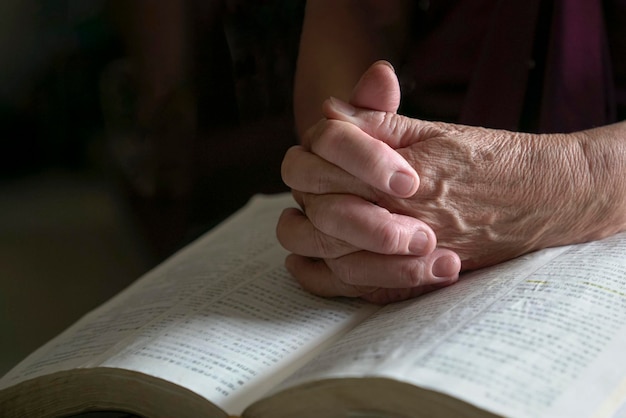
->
[0,194,292,386]
[276,244,569,386]
[276,233,626,417]
[0,194,378,416]
[403,234,626,418]
[101,248,375,415]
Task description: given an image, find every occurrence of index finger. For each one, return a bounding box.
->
[281,145,376,200]
[303,118,419,198]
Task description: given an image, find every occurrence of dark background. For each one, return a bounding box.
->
[0,0,303,375]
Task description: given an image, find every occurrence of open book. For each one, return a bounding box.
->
[2,193,626,418]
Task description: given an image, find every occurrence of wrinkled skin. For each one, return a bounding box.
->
[292,110,592,270]
[278,61,625,304]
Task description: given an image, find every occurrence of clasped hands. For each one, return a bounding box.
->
[277,61,587,304]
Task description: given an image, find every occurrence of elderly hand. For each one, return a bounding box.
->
[278,62,461,304]
[278,61,623,303]
[285,101,595,269]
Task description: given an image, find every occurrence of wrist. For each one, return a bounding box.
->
[572,124,626,241]
[518,129,617,251]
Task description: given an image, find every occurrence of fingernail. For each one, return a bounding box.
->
[409,231,429,254]
[389,171,416,196]
[375,60,396,73]
[329,96,356,116]
[432,255,459,278]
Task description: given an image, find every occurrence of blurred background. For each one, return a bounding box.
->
[0,0,303,375]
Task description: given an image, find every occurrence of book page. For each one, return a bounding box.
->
[0,193,378,415]
[99,248,375,415]
[275,233,626,418]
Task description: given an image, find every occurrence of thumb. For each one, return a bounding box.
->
[323,97,430,149]
[317,60,421,196]
[348,60,401,113]
[323,60,420,149]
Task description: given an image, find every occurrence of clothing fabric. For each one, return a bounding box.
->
[399,0,626,134]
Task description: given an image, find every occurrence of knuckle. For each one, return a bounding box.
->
[298,192,314,213]
[280,146,301,187]
[315,119,348,150]
[301,119,326,148]
[321,118,346,136]
[275,208,305,252]
[328,258,359,286]
[380,111,397,133]
[376,111,407,144]
[306,194,339,230]
[311,230,337,258]
[275,216,292,250]
[314,170,336,194]
[373,216,404,253]
[401,259,426,288]
[291,189,305,209]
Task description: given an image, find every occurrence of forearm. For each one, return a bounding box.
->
[524,122,626,254]
[571,121,626,242]
[294,0,413,138]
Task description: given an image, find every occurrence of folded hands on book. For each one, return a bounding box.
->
[278,61,626,304]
